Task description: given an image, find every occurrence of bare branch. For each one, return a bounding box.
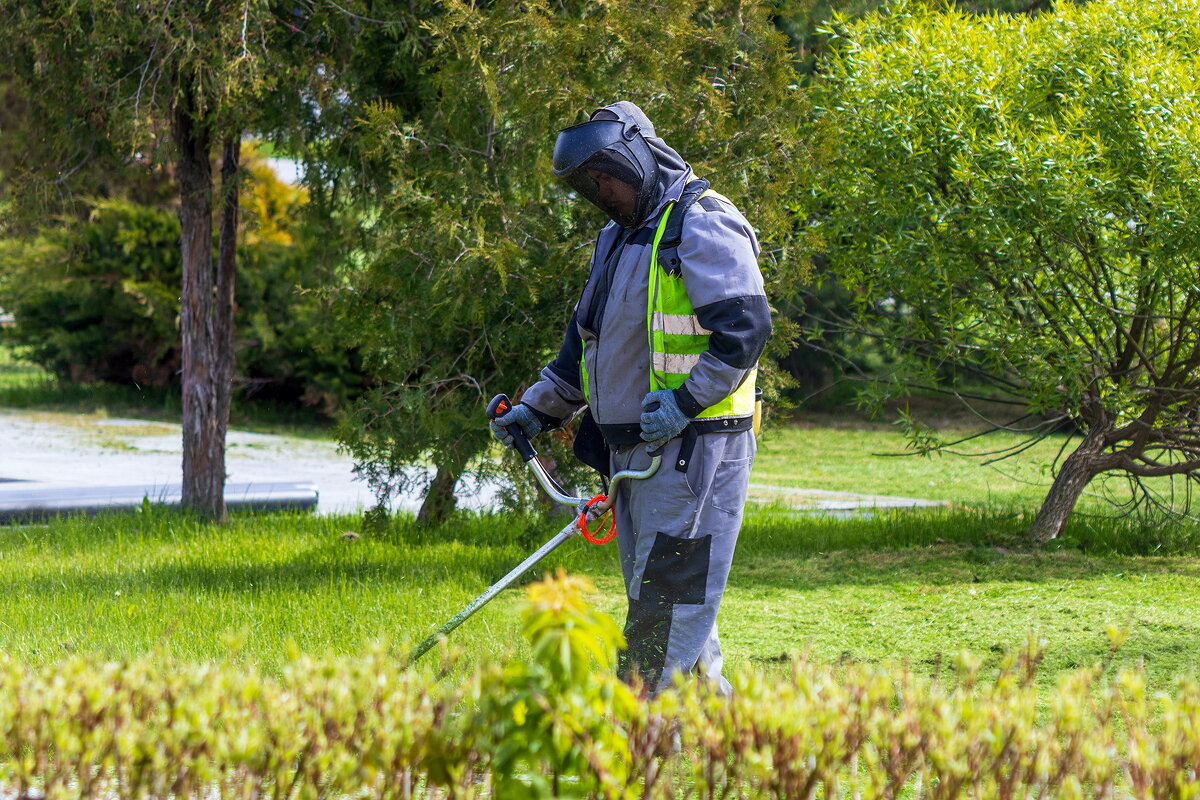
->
[1117,456,1200,478]
[319,0,410,26]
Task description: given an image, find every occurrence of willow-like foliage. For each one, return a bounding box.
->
[817,0,1200,540]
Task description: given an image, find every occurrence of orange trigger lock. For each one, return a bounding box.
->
[577,494,616,544]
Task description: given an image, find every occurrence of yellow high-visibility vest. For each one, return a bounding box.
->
[579,189,759,421]
[645,191,757,419]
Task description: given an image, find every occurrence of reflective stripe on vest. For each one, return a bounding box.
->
[647,192,757,420]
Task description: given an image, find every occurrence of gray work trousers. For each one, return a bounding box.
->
[609,428,755,695]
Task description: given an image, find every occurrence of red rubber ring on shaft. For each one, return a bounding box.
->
[578,494,616,544]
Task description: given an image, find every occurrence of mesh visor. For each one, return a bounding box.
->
[562,152,643,227]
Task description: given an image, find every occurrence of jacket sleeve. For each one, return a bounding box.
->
[519,307,588,428]
[671,196,772,417]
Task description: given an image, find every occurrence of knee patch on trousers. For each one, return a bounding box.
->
[619,532,712,689]
[644,532,711,605]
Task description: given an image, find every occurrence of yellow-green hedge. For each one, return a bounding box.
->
[1,572,1197,799]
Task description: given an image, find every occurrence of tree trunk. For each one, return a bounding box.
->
[1029,425,1111,543]
[418,463,460,525]
[172,94,235,522]
[215,133,239,498]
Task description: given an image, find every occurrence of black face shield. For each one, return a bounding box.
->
[552,118,660,228]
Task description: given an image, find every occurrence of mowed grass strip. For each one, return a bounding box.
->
[723,516,1200,692]
[1,505,1197,696]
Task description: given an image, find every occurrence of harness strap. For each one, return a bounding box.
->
[674,425,699,473]
[655,178,711,276]
[598,416,754,447]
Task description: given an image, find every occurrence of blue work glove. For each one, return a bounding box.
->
[489,402,543,449]
[640,389,689,453]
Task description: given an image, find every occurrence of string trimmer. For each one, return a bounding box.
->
[405,394,662,664]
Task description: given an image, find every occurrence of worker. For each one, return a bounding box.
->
[491,101,771,695]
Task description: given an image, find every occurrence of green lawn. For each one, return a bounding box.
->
[754,416,1139,514]
[1,506,1196,696]
[2,346,1198,695]
[0,344,45,389]
[721,525,1200,691]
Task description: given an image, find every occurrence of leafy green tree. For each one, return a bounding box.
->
[817,0,1200,540]
[0,79,178,235]
[0,1,370,519]
[337,0,815,520]
[776,0,1074,76]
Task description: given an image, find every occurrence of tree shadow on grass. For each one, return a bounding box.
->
[6,507,1197,602]
[733,543,1200,592]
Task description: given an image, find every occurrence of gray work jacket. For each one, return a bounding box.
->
[522,171,771,442]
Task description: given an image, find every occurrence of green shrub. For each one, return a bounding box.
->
[0,571,1197,798]
[0,199,182,385]
[0,153,363,414]
[232,156,364,415]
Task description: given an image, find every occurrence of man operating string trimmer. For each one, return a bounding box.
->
[491,101,772,696]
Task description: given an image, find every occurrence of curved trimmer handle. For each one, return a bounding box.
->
[590,401,664,515]
[487,393,538,462]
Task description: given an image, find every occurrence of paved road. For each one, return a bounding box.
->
[0,410,499,516]
[0,409,944,518]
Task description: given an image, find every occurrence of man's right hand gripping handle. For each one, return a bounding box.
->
[487,394,541,462]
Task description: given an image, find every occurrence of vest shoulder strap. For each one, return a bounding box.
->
[656,178,711,277]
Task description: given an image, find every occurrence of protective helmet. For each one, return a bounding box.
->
[552,115,660,229]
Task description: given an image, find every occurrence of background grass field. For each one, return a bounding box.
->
[0,346,328,436]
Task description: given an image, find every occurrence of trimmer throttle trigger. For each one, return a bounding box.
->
[485,394,511,419]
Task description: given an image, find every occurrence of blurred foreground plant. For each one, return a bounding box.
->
[0,572,1197,798]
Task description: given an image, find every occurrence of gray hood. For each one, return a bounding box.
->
[589,102,691,228]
